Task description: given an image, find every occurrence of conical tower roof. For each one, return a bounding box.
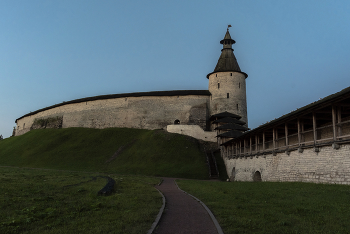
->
[207,27,247,78]
[220,30,236,44]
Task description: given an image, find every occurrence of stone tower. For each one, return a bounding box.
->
[207,28,248,126]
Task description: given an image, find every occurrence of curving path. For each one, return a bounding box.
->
[153,178,221,234]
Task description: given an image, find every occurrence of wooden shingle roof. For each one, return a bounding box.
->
[212,117,246,125]
[214,123,249,131]
[209,111,241,121]
[216,130,243,138]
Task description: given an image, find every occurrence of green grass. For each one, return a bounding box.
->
[0,166,161,234]
[177,180,350,234]
[213,150,229,181]
[0,128,209,179]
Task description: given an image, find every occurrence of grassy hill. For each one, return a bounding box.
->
[0,167,162,234]
[177,180,350,234]
[0,128,210,179]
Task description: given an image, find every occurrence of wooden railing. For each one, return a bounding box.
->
[223,106,350,159]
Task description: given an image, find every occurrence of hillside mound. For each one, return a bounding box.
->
[0,128,209,179]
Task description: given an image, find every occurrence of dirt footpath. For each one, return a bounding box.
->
[154,178,219,234]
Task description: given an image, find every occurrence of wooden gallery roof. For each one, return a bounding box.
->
[221,86,350,150]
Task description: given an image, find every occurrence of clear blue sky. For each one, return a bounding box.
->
[1,1,350,138]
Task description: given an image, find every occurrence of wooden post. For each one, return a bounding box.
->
[332,105,337,141]
[297,118,301,146]
[232,143,235,157]
[249,136,252,154]
[273,128,276,150]
[285,124,288,146]
[239,140,242,156]
[244,139,246,155]
[236,143,238,157]
[255,134,258,153]
[216,128,219,146]
[338,107,342,138]
[263,132,265,151]
[301,119,305,143]
[235,142,237,156]
[313,112,317,145]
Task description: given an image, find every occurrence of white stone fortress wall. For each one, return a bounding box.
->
[15,92,210,136]
[224,144,350,185]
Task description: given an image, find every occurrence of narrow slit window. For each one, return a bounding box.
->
[227,93,229,98]
[230,73,232,76]
[239,83,240,88]
[237,104,239,110]
[218,83,220,89]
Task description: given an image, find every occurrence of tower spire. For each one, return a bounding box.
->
[207,27,247,78]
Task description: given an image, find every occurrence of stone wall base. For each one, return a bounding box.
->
[224,144,350,185]
[167,125,216,142]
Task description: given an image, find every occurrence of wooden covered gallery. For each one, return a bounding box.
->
[221,86,350,158]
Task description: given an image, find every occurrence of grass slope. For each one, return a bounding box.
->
[177,180,350,234]
[0,167,161,234]
[0,128,208,179]
[214,150,229,181]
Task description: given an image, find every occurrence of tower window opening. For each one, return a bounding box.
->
[239,83,240,88]
[218,83,220,89]
[216,74,217,77]
[227,93,229,98]
[237,104,239,110]
[230,73,232,76]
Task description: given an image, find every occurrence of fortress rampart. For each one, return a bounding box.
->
[15,90,211,136]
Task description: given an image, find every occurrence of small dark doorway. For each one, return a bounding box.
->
[174,119,180,125]
[253,171,262,182]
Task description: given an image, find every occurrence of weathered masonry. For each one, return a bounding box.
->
[221,86,350,184]
[15,90,211,136]
[14,27,248,142]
